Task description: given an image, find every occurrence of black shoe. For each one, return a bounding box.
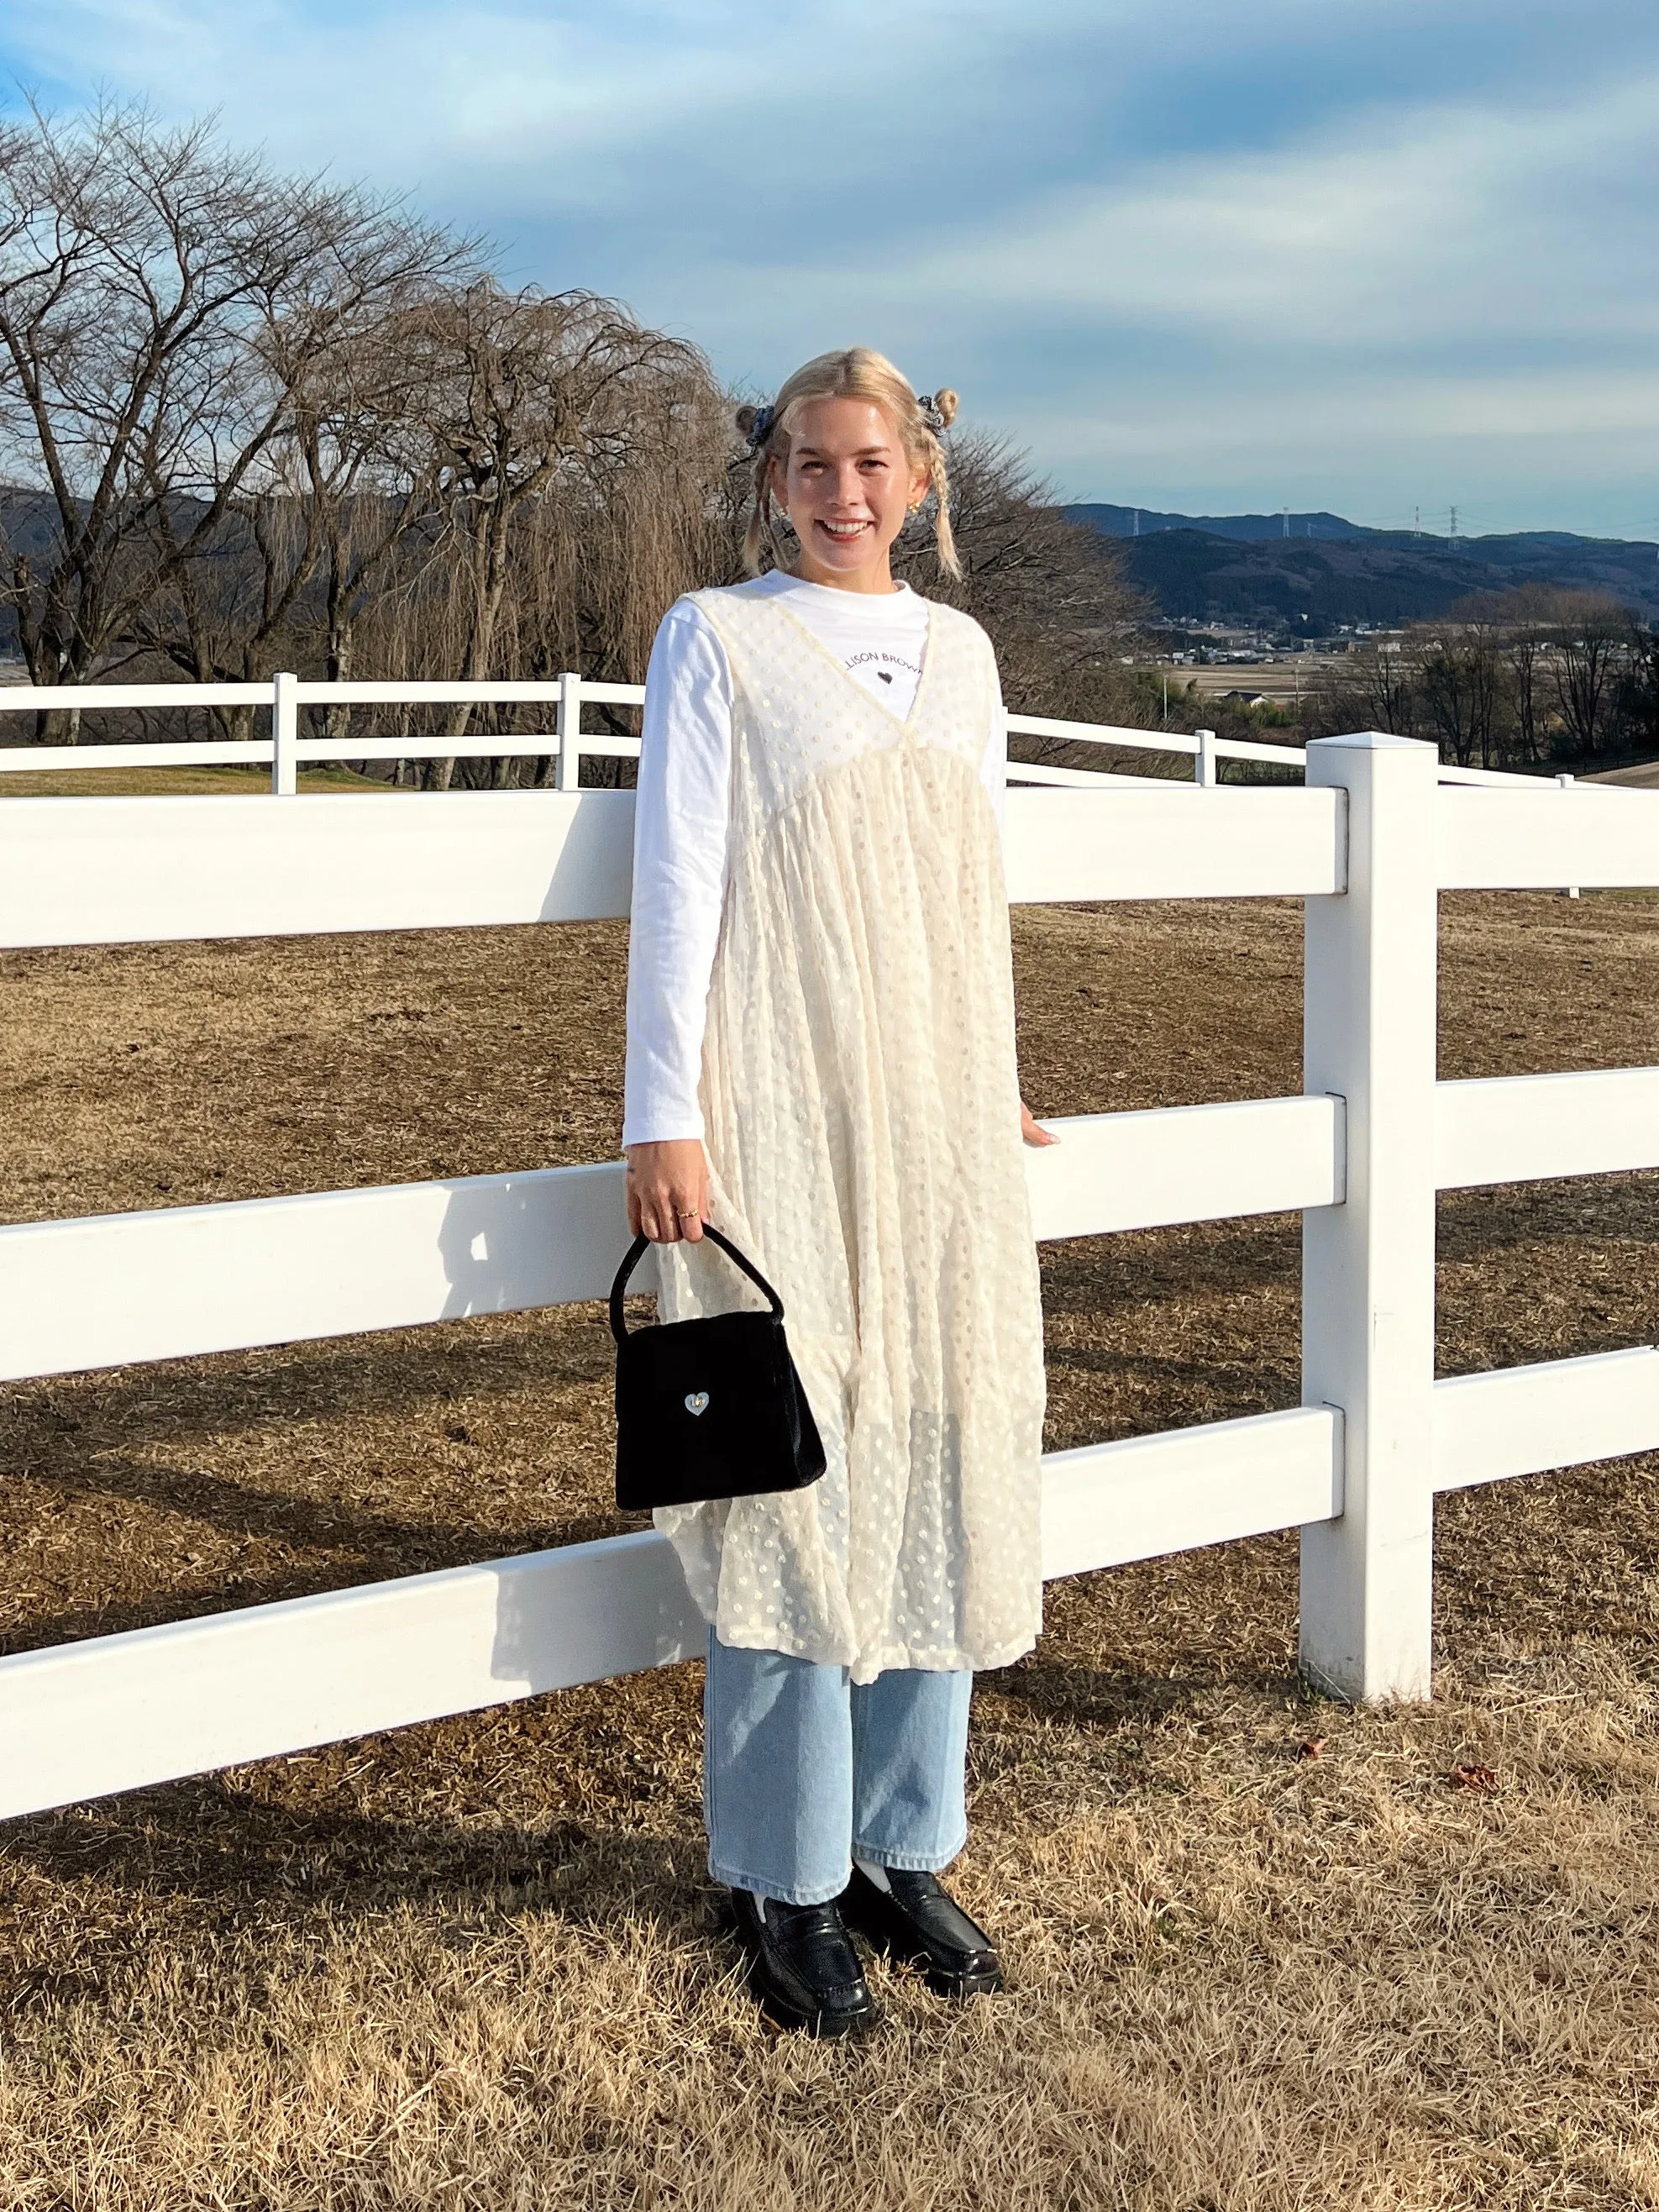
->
[839,1865,1005,2000]
[728,1889,881,2038]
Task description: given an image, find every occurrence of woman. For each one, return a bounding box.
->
[623,348,1052,2036]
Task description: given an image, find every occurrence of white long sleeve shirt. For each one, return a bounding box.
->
[622,570,1009,1148]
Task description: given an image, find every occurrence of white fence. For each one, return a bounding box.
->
[1,707,1657,1822]
[0,670,1557,792]
[0,670,1308,791]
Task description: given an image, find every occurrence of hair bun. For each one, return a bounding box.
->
[735,403,763,437]
[932,388,959,429]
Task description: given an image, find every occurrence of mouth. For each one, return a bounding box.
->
[816,518,872,545]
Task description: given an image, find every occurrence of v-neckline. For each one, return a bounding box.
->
[761,583,937,736]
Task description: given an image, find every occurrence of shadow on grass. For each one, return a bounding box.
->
[980,1653,1303,1736]
[0,1778,716,1939]
[0,1498,642,1658]
[4,1303,615,1447]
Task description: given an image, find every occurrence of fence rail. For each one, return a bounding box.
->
[2,670,1306,791]
[0,673,1609,795]
[0,785,1350,949]
[0,727,1657,1821]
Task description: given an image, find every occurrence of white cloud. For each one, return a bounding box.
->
[5,0,1119,190]
[886,76,1659,349]
[1037,368,1659,461]
[6,1,1657,528]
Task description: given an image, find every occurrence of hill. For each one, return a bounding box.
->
[1067,505,1659,628]
[1074,504,1382,544]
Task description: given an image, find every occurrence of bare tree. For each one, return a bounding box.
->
[1416,625,1503,768]
[1455,585,1574,765]
[1618,623,1659,759]
[381,282,716,787]
[0,99,465,735]
[0,97,1172,785]
[1302,640,1418,743]
[1504,619,1546,764]
[135,295,470,739]
[892,429,1152,736]
[1551,596,1628,759]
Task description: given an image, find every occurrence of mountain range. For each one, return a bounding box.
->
[1067,505,1659,629]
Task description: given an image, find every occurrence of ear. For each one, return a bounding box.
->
[908,454,931,511]
[766,451,788,516]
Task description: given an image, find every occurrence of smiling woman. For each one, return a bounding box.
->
[736,353,961,583]
[621,346,1056,2037]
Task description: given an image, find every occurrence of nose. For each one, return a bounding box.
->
[829,462,867,507]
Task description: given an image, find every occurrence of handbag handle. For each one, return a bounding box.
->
[608,1222,785,1343]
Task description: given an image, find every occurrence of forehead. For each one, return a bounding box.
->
[786,394,902,454]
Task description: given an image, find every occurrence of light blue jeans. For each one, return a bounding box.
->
[703,1630,974,1906]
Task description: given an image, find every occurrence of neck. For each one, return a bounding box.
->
[786,549,902,596]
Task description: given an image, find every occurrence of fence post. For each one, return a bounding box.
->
[1558,773,1580,898]
[1194,727,1218,787]
[1299,730,1440,1701]
[271,672,298,797]
[555,672,583,791]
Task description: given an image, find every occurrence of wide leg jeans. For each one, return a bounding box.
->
[702,1629,974,1906]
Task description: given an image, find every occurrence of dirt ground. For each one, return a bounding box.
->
[2,885,1658,2209]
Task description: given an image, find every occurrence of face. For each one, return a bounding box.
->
[770,395,930,587]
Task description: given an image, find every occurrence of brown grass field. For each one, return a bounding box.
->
[0,762,393,801]
[2,861,1658,2209]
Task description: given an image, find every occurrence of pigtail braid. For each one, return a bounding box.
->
[921,387,961,579]
[736,404,788,574]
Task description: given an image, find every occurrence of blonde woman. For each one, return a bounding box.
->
[624,349,1053,2037]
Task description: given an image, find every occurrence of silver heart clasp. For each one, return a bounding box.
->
[685,1390,711,1416]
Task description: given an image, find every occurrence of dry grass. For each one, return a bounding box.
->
[0,763,394,800]
[2,888,1658,2207]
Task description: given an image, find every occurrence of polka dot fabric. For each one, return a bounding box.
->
[652,589,1046,1683]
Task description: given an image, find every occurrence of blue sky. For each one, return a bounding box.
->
[6,0,1658,538]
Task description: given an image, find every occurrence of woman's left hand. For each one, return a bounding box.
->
[1021,1098,1058,1148]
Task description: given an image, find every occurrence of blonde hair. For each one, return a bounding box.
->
[736,348,961,580]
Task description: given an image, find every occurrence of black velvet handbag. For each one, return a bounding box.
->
[609,1224,827,1512]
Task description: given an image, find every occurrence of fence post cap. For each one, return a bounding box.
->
[1306,730,1437,754]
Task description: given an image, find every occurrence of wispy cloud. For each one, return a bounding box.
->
[3,0,1656,533]
[900,78,1659,350]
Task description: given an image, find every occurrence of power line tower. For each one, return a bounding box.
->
[1282,507,1289,539]
[1448,504,1458,545]
[1132,507,1140,537]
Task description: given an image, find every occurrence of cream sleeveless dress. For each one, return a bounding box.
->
[651,586,1045,1683]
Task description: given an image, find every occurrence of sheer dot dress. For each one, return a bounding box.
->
[649,587,1046,1684]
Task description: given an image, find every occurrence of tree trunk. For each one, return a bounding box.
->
[324,613,355,745]
[428,518,512,791]
[36,707,81,746]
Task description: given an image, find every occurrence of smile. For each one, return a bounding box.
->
[817,519,871,540]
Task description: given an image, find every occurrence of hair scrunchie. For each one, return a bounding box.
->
[738,403,775,452]
[738,391,953,451]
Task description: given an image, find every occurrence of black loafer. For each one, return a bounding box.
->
[839,1865,1005,1999]
[728,1890,881,2038]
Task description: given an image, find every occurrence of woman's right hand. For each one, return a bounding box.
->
[625,1138,711,1243]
